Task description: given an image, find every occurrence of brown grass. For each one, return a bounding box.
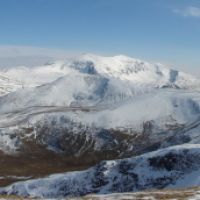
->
[0,138,122,187]
[80,187,200,200]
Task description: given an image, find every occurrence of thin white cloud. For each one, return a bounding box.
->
[0,45,81,58]
[0,45,82,67]
[174,6,200,18]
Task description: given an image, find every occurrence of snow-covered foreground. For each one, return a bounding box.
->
[0,144,200,198]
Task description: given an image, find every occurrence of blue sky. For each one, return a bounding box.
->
[0,0,200,74]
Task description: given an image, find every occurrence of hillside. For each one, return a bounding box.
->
[1,144,200,198]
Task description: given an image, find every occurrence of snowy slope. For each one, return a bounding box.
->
[0,89,200,128]
[0,73,153,113]
[0,89,200,155]
[0,61,68,87]
[1,144,200,198]
[69,54,199,88]
[0,73,22,96]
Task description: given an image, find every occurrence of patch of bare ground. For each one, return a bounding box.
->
[0,195,33,200]
[0,138,121,187]
[77,187,200,200]
[0,187,199,199]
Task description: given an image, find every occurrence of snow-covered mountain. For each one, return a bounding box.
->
[0,54,199,113]
[1,54,199,89]
[0,54,200,198]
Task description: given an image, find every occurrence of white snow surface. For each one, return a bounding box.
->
[0,73,22,96]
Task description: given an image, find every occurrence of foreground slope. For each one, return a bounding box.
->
[0,188,200,199]
[1,144,200,198]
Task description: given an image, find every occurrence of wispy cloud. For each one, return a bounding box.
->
[174,6,200,18]
[0,45,82,67]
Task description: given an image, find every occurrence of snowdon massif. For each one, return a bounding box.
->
[0,54,199,199]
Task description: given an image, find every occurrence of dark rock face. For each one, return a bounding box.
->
[149,151,200,172]
[169,70,179,84]
[72,61,97,75]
